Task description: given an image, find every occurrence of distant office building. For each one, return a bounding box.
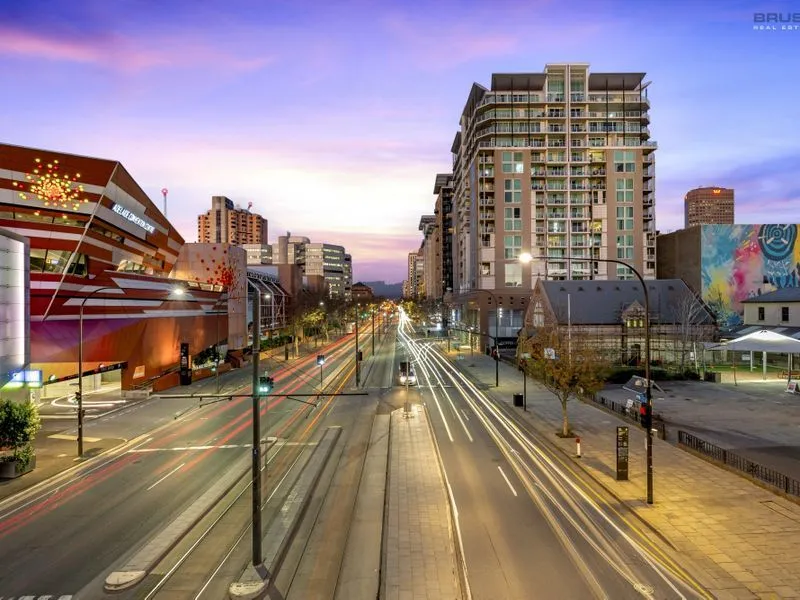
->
[197,196,268,245]
[352,282,374,303]
[684,187,734,228]
[406,249,424,299]
[242,243,272,265]
[0,227,29,391]
[269,233,350,299]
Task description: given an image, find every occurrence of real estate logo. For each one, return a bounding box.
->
[753,12,800,31]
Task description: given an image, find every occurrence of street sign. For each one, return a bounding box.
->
[616,426,629,481]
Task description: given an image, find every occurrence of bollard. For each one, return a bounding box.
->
[576,436,582,458]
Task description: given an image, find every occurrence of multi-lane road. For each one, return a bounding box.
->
[1,310,712,600]
[398,313,710,600]
[0,327,376,599]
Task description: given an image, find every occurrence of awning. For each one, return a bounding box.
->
[707,329,800,353]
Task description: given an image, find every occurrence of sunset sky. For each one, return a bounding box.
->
[1,0,799,283]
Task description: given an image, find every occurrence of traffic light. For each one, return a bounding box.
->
[639,402,652,430]
[258,376,275,395]
[317,354,326,365]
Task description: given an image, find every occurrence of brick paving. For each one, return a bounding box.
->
[383,404,461,600]
[451,348,800,599]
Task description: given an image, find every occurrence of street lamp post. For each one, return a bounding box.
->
[354,303,361,387]
[247,281,263,565]
[371,307,375,355]
[78,285,185,458]
[521,252,653,504]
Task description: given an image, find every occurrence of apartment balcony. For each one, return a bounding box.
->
[590,183,607,190]
[479,199,495,207]
[531,169,546,176]
[479,212,495,220]
[548,125,566,133]
[644,182,655,192]
[570,93,585,102]
[546,94,565,102]
[643,195,654,207]
[547,212,567,219]
[571,139,586,148]
[570,197,590,205]
[571,154,588,162]
[547,154,567,162]
[479,156,494,164]
[588,139,606,147]
[547,169,567,176]
[547,140,566,148]
[546,197,567,205]
[546,184,567,191]
[548,110,566,118]
[570,169,588,176]
[570,211,589,219]
[480,183,495,192]
[570,183,589,191]
[590,168,606,176]
[534,197,545,205]
[480,226,495,234]
[531,140,546,148]
[570,111,587,118]
[571,225,590,234]
[531,153,545,162]
[532,183,546,191]
[643,166,655,178]
[643,210,654,221]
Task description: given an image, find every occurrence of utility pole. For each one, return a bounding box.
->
[355,304,360,387]
[371,307,375,355]
[249,284,262,566]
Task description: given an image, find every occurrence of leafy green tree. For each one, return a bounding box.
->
[521,323,608,437]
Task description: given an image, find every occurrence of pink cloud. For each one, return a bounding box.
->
[0,26,274,73]
[382,14,519,69]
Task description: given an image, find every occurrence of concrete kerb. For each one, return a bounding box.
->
[229,426,342,600]
[104,450,255,592]
[421,404,469,600]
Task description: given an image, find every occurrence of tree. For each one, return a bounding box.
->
[522,322,609,437]
[0,399,41,468]
[671,287,709,372]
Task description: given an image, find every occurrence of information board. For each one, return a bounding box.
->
[616,426,629,481]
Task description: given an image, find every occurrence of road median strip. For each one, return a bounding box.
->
[229,426,341,600]
[104,450,253,592]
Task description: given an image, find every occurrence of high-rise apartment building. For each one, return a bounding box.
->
[419,215,438,300]
[197,196,268,245]
[434,174,455,297]
[446,64,657,345]
[684,186,734,228]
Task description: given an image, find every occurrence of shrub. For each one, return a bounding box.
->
[0,399,41,468]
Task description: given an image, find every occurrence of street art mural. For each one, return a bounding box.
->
[702,224,800,328]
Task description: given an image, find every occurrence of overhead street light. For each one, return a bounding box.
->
[520,251,654,504]
[77,284,186,457]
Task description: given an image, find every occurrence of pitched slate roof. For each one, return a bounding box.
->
[539,279,716,325]
[741,287,800,303]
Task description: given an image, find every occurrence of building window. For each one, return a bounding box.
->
[616,234,634,260]
[615,178,634,203]
[616,206,634,230]
[480,262,491,276]
[614,150,635,173]
[504,235,522,259]
[504,179,522,203]
[504,207,522,231]
[782,306,790,322]
[502,152,524,174]
[505,263,522,287]
[758,306,765,321]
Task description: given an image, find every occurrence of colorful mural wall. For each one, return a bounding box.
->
[702,224,800,328]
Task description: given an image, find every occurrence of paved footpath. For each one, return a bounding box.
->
[448,348,800,600]
[383,404,462,600]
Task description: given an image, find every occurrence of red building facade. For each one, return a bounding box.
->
[0,143,226,390]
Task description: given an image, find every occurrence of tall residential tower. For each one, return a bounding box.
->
[447,64,657,344]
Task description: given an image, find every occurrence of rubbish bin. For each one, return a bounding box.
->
[513,393,524,407]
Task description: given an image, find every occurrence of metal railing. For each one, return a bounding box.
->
[591,395,666,439]
[677,431,800,497]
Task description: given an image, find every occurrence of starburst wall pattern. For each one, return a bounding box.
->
[12,158,88,211]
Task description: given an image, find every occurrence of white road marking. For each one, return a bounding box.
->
[461,408,470,421]
[128,444,249,453]
[48,434,101,442]
[497,465,518,497]
[146,463,185,491]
